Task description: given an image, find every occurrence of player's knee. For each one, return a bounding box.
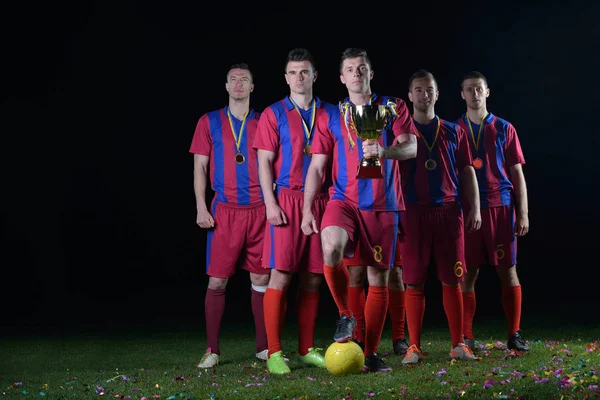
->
[208,276,228,290]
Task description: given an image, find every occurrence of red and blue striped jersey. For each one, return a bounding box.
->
[253,96,336,192]
[401,117,472,206]
[456,112,525,208]
[189,107,263,206]
[311,94,417,211]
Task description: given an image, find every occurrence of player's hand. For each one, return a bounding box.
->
[465,209,481,232]
[196,208,215,228]
[362,140,383,158]
[266,202,288,226]
[514,214,529,237]
[301,211,319,235]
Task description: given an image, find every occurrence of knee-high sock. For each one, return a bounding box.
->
[388,288,406,342]
[323,262,352,317]
[348,286,366,343]
[205,288,226,355]
[364,285,388,356]
[502,285,522,337]
[442,285,464,347]
[251,288,267,353]
[297,290,320,356]
[263,288,287,356]
[462,291,476,340]
[405,287,426,348]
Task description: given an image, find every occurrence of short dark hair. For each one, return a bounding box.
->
[461,71,488,89]
[285,48,316,72]
[226,63,253,82]
[339,48,371,73]
[408,69,438,91]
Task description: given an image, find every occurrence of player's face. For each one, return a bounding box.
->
[408,77,439,113]
[285,60,317,95]
[340,57,373,94]
[461,78,489,110]
[225,68,254,101]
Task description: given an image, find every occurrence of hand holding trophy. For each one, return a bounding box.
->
[346,104,394,179]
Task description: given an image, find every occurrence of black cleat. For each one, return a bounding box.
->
[362,353,392,373]
[393,338,409,355]
[334,314,356,342]
[507,330,530,351]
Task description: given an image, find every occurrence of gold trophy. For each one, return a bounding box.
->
[347,105,394,179]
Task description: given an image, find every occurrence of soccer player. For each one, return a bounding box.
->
[399,69,480,364]
[302,48,417,373]
[344,242,408,356]
[457,71,530,352]
[253,48,338,375]
[190,64,269,368]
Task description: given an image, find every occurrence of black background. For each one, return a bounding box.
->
[2,1,599,331]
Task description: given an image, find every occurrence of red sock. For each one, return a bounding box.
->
[323,263,352,317]
[388,288,406,341]
[205,288,226,355]
[405,287,425,348]
[348,286,365,343]
[442,285,464,347]
[364,285,388,356]
[462,291,476,340]
[502,285,522,337]
[297,290,320,356]
[263,288,287,356]
[251,288,267,353]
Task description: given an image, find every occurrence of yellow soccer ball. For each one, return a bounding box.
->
[324,341,364,376]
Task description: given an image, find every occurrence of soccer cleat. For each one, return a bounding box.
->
[267,351,291,375]
[334,314,356,342]
[393,338,409,356]
[450,343,478,360]
[401,344,424,364]
[507,330,530,351]
[361,353,392,373]
[464,338,476,352]
[196,347,219,368]
[297,347,326,368]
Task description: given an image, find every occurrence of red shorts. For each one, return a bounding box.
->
[262,187,328,274]
[206,200,268,278]
[400,202,466,286]
[344,239,402,267]
[321,200,400,269]
[465,205,517,268]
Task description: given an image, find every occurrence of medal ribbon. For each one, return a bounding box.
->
[465,112,488,152]
[227,107,249,155]
[415,116,441,154]
[289,97,316,146]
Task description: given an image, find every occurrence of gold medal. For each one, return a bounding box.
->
[425,159,437,171]
[304,144,312,157]
[235,153,245,164]
[473,157,483,169]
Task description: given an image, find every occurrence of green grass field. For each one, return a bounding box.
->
[1,320,599,399]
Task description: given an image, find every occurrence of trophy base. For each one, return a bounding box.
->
[356,164,383,179]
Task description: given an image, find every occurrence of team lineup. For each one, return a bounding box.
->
[188,47,529,375]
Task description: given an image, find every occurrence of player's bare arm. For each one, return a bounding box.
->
[193,154,215,228]
[510,163,529,237]
[302,153,328,235]
[257,149,287,226]
[460,165,482,232]
[379,133,417,160]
